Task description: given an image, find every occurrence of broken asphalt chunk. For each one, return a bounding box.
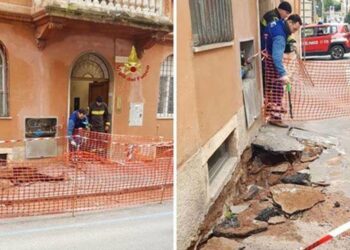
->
[281,173,311,186]
[213,220,268,238]
[311,181,330,187]
[217,217,240,229]
[289,127,338,148]
[243,185,260,201]
[270,184,325,215]
[255,207,282,222]
[253,125,304,153]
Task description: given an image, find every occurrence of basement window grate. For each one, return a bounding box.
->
[0,153,7,166]
[208,134,234,183]
[240,39,261,128]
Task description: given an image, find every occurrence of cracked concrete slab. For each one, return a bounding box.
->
[307,148,350,196]
[290,118,350,198]
[270,184,325,215]
[252,125,304,153]
[289,127,339,148]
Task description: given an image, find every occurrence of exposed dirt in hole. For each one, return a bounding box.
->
[191,144,326,250]
[189,149,252,249]
[0,167,67,185]
[252,220,303,242]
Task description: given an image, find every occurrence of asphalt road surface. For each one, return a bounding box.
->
[303,52,350,61]
[0,202,173,250]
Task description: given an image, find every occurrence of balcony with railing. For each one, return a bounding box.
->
[28,0,173,50]
[0,0,172,50]
[33,0,172,23]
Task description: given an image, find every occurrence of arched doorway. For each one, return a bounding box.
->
[69,53,113,130]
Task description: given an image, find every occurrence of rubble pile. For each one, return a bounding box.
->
[198,127,332,250]
[0,165,68,187]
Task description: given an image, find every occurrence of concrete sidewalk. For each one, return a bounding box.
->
[292,117,350,198]
[0,202,173,250]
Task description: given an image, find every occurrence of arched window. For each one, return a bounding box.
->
[157,54,174,118]
[0,47,7,117]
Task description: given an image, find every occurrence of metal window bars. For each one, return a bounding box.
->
[158,54,174,117]
[189,0,234,47]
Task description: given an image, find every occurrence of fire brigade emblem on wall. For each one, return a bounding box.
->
[116,46,150,81]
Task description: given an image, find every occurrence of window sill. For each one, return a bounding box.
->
[157,115,173,120]
[193,41,234,53]
[0,117,12,120]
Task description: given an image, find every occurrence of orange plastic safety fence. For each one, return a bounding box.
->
[264,55,350,121]
[0,130,173,218]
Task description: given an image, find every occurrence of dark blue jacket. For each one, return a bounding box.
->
[260,8,281,51]
[67,111,89,136]
[264,19,290,77]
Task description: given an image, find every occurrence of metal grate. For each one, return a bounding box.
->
[240,40,261,128]
[157,55,174,118]
[189,0,234,47]
[71,53,109,80]
[242,78,261,128]
[24,117,58,158]
[207,135,231,183]
[25,139,58,159]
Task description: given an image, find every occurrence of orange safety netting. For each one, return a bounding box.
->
[264,54,350,121]
[0,130,173,218]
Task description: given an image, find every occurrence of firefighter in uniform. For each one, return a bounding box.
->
[89,96,110,133]
[261,2,295,53]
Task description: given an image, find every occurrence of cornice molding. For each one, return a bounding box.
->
[0,6,172,51]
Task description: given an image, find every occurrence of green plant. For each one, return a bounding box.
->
[224,204,237,220]
[324,0,341,12]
